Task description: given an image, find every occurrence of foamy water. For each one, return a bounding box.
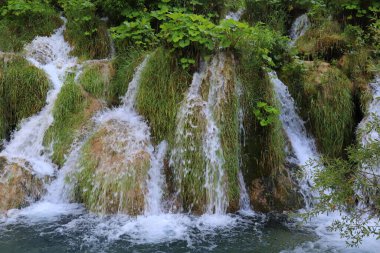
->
[0,18,77,177]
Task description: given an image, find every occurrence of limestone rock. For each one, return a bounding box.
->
[0,157,45,211]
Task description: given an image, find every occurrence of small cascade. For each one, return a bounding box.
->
[172,55,230,214]
[270,72,320,208]
[358,75,380,147]
[145,141,168,215]
[225,10,244,21]
[204,55,228,214]
[238,171,251,212]
[0,18,77,177]
[290,14,310,44]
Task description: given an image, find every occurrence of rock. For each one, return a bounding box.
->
[74,119,151,215]
[0,157,45,211]
[249,169,304,213]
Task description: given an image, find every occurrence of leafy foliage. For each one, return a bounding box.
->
[253,101,280,127]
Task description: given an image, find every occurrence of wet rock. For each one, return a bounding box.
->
[74,119,151,215]
[249,169,304,213]
[0,157,45,211]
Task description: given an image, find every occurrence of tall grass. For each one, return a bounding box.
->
[0,54,50,141]
[136,47,191,145]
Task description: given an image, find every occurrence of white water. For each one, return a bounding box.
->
[145,141,168,215]
[270,72,319,208]
[290,14,310,44]
[0,18,77,177]
[225,9,244,21]
[358,75,380,147]
[172,54,229,214]
[204,55,228,214]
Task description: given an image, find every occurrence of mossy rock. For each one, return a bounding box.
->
[74,119,151,215]
[249,170,304,213]
[0,53,50,141]
[44,69,107,167]
[296,21,347,61]
[0,157,45,212]
[172,53,240,214]
[237,54,304,212]
[281,61,355,158]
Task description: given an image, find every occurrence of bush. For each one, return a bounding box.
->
[0,0,61,52]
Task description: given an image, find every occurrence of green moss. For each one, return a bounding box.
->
[73,121,150,215]
[0,54,50,140]
[281,61,355,158]
[80,61,114,100]
[43,75,88,166]
[237,62,286,182]
[296,21,347,61]
[0,10,61,52]
[108,49,146,106]
[214,54,240,211]
[136,47,191,145]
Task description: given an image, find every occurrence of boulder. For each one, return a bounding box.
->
[74,119,151,215]
[0,157,45,211]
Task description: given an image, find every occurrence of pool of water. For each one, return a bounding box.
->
[0,210,320,253]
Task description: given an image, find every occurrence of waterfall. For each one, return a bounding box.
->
[0,18,77,177]
[204,55,229,214]
[145,141,168,215]
[290,14,310,43]
[358,75,380,147]
[172,55,229,214]
[270,72,320,208]
[225,10,244,21]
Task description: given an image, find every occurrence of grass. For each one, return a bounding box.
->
[65,19,110,60]
[44,72,104,167]
[281,61,355,158]
[136,47,191,145]
[80,61,115,100]
[236,51,304,212]
[108,48,146,106]
[171,53,241,213]
[73,121,150,215]
[0,10,62,52]
[296,20,347,61]
[0,54,50,141]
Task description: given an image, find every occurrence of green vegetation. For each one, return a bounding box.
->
[0,0,61,52]
[306,120,380,246]
[43,74,88,166]
[59,0,110,59]
[136,47,190,145]
[0,54,50,141]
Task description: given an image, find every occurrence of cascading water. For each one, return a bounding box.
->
[270,72,319,208]
[172,55,229,214]
[144,141,168,215]
[290,14,310,44]
[0,18,77,177]
[358,75,380,147]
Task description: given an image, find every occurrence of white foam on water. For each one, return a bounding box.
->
[0,18,77,177]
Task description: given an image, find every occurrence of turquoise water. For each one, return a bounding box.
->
[0,212,317,253]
